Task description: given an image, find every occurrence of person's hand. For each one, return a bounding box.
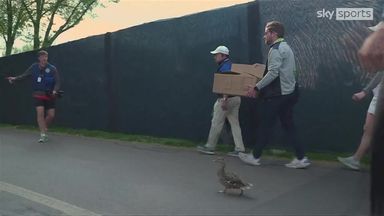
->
[221,98,228,111]
[51,90,58,98]
[352,91,367,102]
[358,28,384,73]
[6,77,16,84]
[246,85,258,98]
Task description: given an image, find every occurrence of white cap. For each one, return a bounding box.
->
[210,45,229,55]
[368,21,384,32]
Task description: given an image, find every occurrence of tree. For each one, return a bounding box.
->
[0,0,28,56]
[20,0,119,49]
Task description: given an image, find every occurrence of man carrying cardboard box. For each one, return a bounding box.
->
[239,21,310,169]
[197,45,245,156]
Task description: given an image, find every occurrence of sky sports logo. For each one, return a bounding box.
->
[317,8,373,20]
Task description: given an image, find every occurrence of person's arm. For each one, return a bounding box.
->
[14,65,33,81]
[363,71,384,94]
[7,65,33,84]
[255,49,282,91]
[219,60,230,109]
[353,71,384,101]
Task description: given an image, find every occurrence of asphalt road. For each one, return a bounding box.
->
[0,128,369,216]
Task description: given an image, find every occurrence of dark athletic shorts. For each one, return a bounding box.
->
[35,98,56,109]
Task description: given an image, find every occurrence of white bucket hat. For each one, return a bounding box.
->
[368,21,384,32]
[210,45,229,55]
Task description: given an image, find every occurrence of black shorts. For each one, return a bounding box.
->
[35,99,56,109]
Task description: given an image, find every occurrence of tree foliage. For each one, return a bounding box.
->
[0,0,119,56]
[0,0,28,55]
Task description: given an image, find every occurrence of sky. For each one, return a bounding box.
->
[55,0,252,45]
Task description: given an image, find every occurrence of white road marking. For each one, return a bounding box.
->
[0,181,102,216]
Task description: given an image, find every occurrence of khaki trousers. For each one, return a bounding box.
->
[206,96,245,152]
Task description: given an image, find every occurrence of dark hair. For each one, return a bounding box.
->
[266,21,285,38]
[38,50,48,57]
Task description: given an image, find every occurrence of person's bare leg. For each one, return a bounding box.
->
[36,106,47,135]
[45,108,55,130]
[353,112,375,161]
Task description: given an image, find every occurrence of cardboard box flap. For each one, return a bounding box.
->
[231,63,265,78]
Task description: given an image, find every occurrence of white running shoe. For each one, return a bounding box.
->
[239,152,261,166]
[227,150,244,157]
[338,156,360,171]
[285,157,310,169]
[38,134,48,143]
[196,146,215,155]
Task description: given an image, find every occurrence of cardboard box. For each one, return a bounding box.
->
[212,63,265,96]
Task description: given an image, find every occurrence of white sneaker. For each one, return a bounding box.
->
[285,157,310,169]
[196,146,215,155]
[338,156,360,170]
[227,150,244,157]
[239,152,261,166]
[38,134,48,143]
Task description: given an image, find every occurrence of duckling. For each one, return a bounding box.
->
[213,157,253,195]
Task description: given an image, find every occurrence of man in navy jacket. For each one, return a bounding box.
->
[8,50,60,143]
